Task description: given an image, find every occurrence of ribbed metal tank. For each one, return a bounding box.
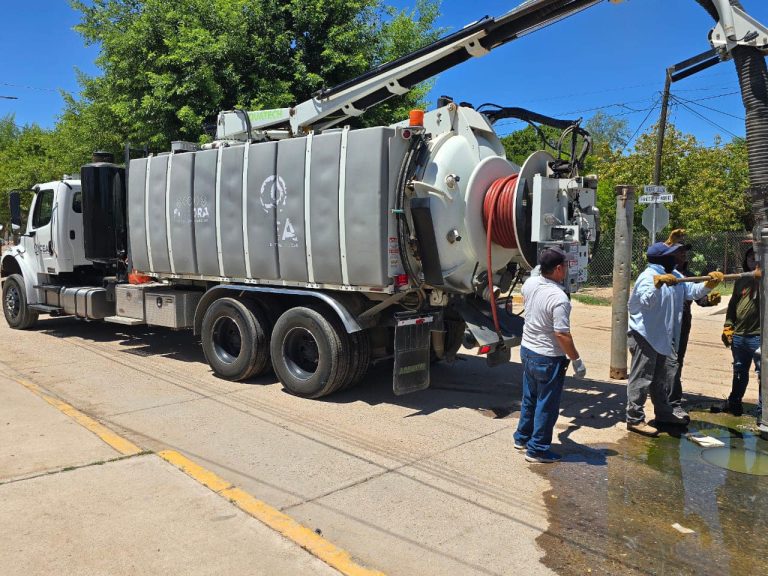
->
[128,127,409,291]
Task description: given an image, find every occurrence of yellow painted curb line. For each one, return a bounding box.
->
[159,450,386,576]
[17,379,142,456]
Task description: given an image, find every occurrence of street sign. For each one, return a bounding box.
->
[643,185,667,195]
[638,193,674,204]
[642,204,669,239]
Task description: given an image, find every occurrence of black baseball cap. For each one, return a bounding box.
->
[538,247,567,268]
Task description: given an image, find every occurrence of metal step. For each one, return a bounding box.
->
[29,304,64,314]
[104,315,145,326]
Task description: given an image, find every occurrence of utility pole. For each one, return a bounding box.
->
[610,185,635,380]
[653,69,673,187]
[652,49,720,186]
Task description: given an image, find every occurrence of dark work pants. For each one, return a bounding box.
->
[627,332,676,424]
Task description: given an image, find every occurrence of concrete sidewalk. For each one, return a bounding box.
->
[0,374,346,576]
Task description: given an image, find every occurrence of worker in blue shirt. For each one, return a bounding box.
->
[625,242,723,436]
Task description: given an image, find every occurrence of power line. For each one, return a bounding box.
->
[673,93,745,121]
[620,96,661,153]
[670,94,741,139]
[0,82,59,93]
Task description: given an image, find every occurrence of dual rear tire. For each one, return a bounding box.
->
[201,298,370,398]
[201,297,272,381]
[270,306,370,399]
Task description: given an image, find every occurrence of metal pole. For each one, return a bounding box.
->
[610,185,635,379]
[651,202,657,242]
[653,69,673,187]
[751,187,768,436]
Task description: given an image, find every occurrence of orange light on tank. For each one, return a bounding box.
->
[409,109,425,127]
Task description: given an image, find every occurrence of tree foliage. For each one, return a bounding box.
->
[68,0,442,150]
[500,115,751,234]
[594,124,751,233]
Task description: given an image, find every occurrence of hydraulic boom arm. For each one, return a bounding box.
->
[216,0,768,142]
[216,0,601,139]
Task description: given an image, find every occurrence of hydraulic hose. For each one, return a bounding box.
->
[696,0,768,432]
[695,0,768,186]
[482,173,520,336]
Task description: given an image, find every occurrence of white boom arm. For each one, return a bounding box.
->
[216,0,601,140]
[216,0,768,141]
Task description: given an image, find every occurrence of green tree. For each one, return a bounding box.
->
[67,0,442,151]
[584,110,630,158]
[500,124,561,167]
[592,123,750,234]
[0,121,65,229]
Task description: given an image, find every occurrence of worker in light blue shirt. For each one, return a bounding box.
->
[626,242,723,436]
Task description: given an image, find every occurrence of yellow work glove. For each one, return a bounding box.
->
[707,292,722,306]
[653,274,678,289]
[705,271,725,289]
[722,325,734,348]
[665,228,686,246]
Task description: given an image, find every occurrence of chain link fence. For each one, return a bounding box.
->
[586,229,753,287]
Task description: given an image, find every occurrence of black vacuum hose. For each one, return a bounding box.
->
[695,0,768,186]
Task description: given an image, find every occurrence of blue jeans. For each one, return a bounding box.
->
[731,334,761,410]
[514,346,568,454]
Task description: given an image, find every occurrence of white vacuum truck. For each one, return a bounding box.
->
[1,0,601,398]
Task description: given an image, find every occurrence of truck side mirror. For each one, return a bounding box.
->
[9,191,22,228]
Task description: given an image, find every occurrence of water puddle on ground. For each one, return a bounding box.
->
[537,410,768,575]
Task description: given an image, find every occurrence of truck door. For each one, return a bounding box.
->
[29,187,58,274]
[56,186,87,271]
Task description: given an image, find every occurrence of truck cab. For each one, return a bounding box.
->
[1,177,101,328]
[17,178,88,276]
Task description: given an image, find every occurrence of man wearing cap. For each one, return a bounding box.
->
[666,229,720,411]
[514,247,586,463]
[626,241,723,436]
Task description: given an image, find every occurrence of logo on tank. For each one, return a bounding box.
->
[260,175,299,248]
[173,194,194,223]
[193,194,210,223]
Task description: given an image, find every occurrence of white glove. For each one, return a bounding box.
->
[572,357,586,379]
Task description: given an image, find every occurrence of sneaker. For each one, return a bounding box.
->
[627,421,660,437]
[710,400,743,416]
[525,450,562,463]
[513,442,527,451]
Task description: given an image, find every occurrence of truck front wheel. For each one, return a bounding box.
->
[201,297,270,381]
[2,274,38,330]
[270,306,349,398]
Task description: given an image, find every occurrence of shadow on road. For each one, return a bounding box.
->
[35,315,206,365]
[32,315,731,454]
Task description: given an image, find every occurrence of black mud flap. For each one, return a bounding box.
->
[455,297,524,365]
[393,311,439,395]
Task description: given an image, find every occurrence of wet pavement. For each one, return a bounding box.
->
[537,408,768,576]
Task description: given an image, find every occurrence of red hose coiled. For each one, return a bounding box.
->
[482,174,520,249]
[482,173,520,338]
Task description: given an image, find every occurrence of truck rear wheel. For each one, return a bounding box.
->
[342,330,371,390]
[444,320,466,360]
[2,274,38,330]
[201,297,270,381]
[270,306,349,398]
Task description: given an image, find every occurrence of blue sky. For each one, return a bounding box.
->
[2,0,767,148]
